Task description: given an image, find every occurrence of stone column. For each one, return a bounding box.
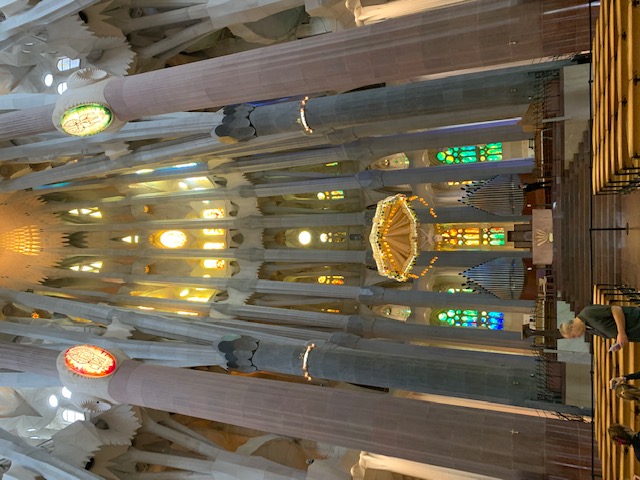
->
[124,0,305,34]
[0,135,222,193]
[416,206,532,225]
[396,323,530,349]
[0,428,102,480]
[247,280,534,311]
[221,119,531,174]
[353,452,496,480]
[0,372,62,388]
[123,5,210,34]
[217,158,534,199]
[125,445,307,479]
[105,359,592,479]
[414,250,531,267]
[18,276,534,312]
[45,212,366,232]
[232,70,535,139]
[0,1,592,141]
[0,290,537,401]
[347,104,532,141]
[237,337,539,404]
[0,112,222,163]
[0,341,595,478]
[0,131,322,193]
[328,332,535,367]
[0,93,57,112]
[218,303,527,345]
[0,321,223,367]
[362,158,533,189]
[51,247,367,265]
[104,2,549,122]
[0,0,97,50]
[357,287,533,312]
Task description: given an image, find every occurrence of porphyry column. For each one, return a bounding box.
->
[219,69,536,140]
[0,0,592,141]
[0,341,595,479]
[106,360,592,480]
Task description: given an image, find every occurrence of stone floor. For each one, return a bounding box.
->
[594,188,640,480]
[594,334,639,480]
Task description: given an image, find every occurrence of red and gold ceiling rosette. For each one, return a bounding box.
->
[64,345,117,378]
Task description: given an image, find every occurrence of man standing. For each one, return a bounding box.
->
[559,305,640,348]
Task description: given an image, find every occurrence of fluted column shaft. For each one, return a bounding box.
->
[246,69,535,136]
[219,304,528,346]
[247,339,538,403]
[50,247,367,264]
[0,132,323,193]
[46,212,366,232]
[249,280,534,311]
[0,112,221,163]
[21,275,534,311]
[0,341,593,478]
[0,321,222,367]
[0,1,592,141]
[417,206,531,225]
[104,358,588,479]
[224,158,534,199]
[414,250,531,267]
[0,429,101,480]
[223,119,530,174]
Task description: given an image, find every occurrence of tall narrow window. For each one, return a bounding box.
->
[436,142,502,165]
[156,230,188,249]
[67,207,102,218]
[62,409,85,423]
[319,231,346,243]
[316,190,345,200]
[317,275,345,285]
[432,308,504,330]
[68,260,103,273]
[202,208,224,219]
[56,57,80,71]
[436,225,506,248]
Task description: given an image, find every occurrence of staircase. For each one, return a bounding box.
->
[555,129,621,314]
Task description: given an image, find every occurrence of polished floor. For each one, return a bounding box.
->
[594,189,640,480]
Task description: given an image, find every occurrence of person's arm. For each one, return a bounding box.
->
[612,305,628,346]
[610,371,640,389]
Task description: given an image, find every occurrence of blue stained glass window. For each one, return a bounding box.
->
[433,308,504,330]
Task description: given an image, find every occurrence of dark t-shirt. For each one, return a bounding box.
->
[577,305,640,341]
[633,433,640,462]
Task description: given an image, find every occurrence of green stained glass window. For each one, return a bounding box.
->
[436,142,503,165]
[446,287,474,293]
[60,103,113,137]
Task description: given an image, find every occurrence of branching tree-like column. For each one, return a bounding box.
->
[220,119,531,174]
[0,1,592,142]
[0,341,593,479]
[218,69,536,140]
[0,428,103,480]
